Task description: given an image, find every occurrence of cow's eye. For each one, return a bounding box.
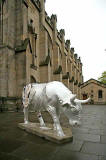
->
[63,103,69,108]
[59,100,63,104]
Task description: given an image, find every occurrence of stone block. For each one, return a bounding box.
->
[18,122,73,144]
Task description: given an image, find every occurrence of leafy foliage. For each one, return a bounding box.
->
[98,71,106,84]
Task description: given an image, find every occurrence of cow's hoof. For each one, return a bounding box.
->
[53,124,57,131]
[40,124,46,127]
[57,131,65,137]
[24,121,29,124]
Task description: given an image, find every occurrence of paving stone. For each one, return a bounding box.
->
[0,105,106,160]
[101,129,106,136]
[81,142,106,156]
[52,150,98,160]
[19,131,49,144]
[74,133,100,142]
[101,136,106,143]
[72,127,89,134]
[0,127,25,140]
[98,156,106,160]
[88,129,104,135]
[0,137,25,153]
[12,143,59,160]
[0,152,24,160]
[81,124,102,130]
[60,139,83,152]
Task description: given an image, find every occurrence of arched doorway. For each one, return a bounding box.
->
[30,76,36,83]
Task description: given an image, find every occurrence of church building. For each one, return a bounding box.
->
[0,0,83,109]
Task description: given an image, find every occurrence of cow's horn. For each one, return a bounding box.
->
[70,94,76,101]
[74,97,91,104]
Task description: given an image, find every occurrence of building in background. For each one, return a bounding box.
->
[81,79,106,104]
[0,0,83,109]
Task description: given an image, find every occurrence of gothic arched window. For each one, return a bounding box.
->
[30,76,36,83]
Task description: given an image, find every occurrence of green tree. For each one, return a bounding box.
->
[98,71,106,84]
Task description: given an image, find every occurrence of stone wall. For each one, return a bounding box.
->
[81,79,106,104]
[0,0,83,110]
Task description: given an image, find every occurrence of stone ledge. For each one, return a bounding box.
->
[18,123,73,144]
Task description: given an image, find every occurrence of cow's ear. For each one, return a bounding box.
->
[70,94,76,101]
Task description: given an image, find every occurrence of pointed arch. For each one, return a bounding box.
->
[30,76,36,83]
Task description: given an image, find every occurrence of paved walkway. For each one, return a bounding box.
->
[0,105,106,160]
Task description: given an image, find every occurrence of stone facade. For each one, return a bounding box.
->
[81,79,106,104]
[0,0,83,109]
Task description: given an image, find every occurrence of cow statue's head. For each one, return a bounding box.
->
[61,94,90,126]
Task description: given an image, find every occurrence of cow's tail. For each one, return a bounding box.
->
[22,84,32,108]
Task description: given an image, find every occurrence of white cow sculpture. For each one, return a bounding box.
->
[22,81,90,137]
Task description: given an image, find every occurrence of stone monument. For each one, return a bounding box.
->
[18,81,90,143]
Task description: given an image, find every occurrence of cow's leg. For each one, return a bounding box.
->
[23,107,29,124]
[53,108,60,131]
[37,112,46,127]
[47,105,65,137]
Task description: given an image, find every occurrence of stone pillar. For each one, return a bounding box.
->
[51,15,58,73]
[0,1,3,44]
[51,14,59,79]
[39,66,48,83]
[0,0,16,46]
[0,46,16,97]
[51,14,57,40]
[22,0,28,40]
[0,46,8,97]
[6,0,16,47]
[63,79,69,88]
[15,0,23,46]
[40,0,46,25]
[65,40,71,58]
[0,0,17,98]
[16,51,26,97]
[32,34,37,66]
[74,84,77,95]
[53,74,62,82]
[70,81,74,93]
